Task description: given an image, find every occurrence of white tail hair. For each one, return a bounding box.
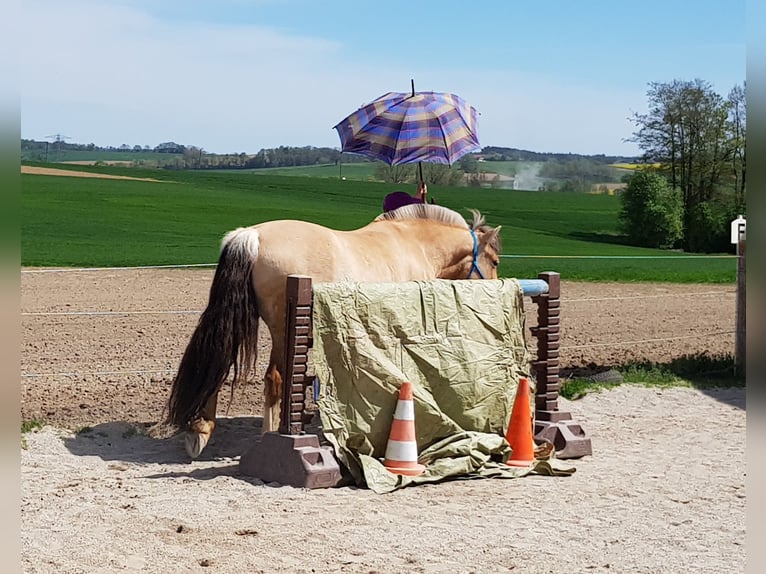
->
[221,227,260,258]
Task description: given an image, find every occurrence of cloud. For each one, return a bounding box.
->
[22,1,340,149]
[21,0,645,155]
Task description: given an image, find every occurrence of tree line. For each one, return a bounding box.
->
[480,146,635,164]
[620,79,745,252]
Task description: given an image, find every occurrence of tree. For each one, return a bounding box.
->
[183,146,204,169]
[727,83,746,210]
[375,163,415,184]
[685,200,732,253]
[458,155,480,187]
[374,162,463,186]
[628,79,744,251]
[420,162,463,186]
[619,171,683,249]
[458,154,478,174]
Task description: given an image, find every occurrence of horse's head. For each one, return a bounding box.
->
[373,204,502,281]
[467,209,502,280]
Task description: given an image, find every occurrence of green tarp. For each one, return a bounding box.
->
[312,279,574,493]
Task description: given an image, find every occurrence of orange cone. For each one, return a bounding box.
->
[383,381,425,476]
[504,376,536,467]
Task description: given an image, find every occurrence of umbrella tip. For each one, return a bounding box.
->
[411,78,415,96]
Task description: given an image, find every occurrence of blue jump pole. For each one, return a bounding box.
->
[518,279,549,297]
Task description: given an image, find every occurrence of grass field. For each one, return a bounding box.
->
[21,164,736,282]
[20,152,616,190]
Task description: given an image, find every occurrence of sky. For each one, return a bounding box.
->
[19,0,746,157]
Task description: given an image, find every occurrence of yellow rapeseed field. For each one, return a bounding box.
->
[610,162,662,170]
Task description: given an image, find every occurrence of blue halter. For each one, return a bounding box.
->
[468,228,485,279]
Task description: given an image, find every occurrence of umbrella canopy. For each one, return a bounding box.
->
[333,88,481,167]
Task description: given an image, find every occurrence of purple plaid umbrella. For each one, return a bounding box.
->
[333,80,480,182]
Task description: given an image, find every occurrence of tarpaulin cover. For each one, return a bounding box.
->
[311,279,574,493]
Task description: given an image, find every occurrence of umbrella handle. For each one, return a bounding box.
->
[416,179,427,203]
[418,161,423,184]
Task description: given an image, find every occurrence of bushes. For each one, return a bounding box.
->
[620,171,741,253]
[619,171,683,248]
[686,200,735,253]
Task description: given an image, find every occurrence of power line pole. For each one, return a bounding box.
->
[45,134,72,161]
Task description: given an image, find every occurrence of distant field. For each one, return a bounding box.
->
[20,151,627,192]
[477,160,533,177]
[20,149,183,163]
[610,162,662,170]
[21,164,735,282]
[236,162,379,181]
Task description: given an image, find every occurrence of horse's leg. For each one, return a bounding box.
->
[262,356,282,433]
[262,326,286,433]
[259,294,286,434]
[186,391,218,458]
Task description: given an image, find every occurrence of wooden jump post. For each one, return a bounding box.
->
[731,215,746,375]
[526,272,591,458]
[239,274,342,488]
[279,275,314,435]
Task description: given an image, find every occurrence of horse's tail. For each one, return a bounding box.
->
[167,227,261,428]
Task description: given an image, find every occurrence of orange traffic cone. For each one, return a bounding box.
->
[504,376,536,467]
[383,381,425,476]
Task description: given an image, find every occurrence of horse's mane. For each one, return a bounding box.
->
[374,204,501,254]
[374,203,467,227]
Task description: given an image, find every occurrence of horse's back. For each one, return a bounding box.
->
[252,218,430,284]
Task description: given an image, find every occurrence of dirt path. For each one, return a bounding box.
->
[21,165,165,182]
[21,268,736,428]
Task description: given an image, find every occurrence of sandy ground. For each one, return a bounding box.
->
[20,269,744,573]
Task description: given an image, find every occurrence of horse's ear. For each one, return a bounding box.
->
[481,225,502,253]
[483,225,501,243]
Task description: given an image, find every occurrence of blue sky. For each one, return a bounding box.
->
[20,0,746,156]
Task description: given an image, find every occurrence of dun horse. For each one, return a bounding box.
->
[167,204,502,458]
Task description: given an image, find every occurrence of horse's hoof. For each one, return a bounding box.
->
[185,431,209,458]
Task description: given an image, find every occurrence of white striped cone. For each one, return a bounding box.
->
[383,381,425,476]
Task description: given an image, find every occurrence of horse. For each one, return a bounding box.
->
[166,203,503,458]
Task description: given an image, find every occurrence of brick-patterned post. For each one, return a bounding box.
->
[531,272,562,417]
[279,275,313,435]
[240,274,341,488]
[532,272,592,458]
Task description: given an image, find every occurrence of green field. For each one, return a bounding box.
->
[18,152,613,190]
[21,164,736,282]
[246,160,533,183]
